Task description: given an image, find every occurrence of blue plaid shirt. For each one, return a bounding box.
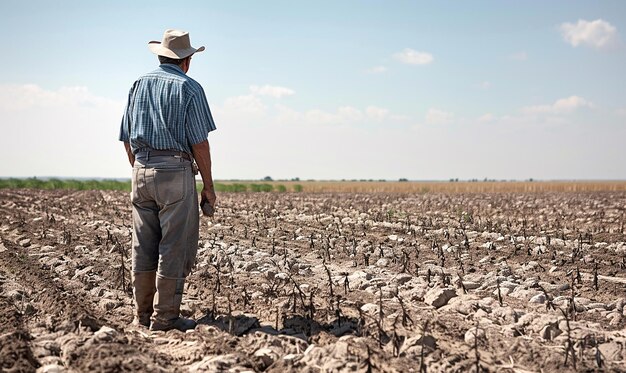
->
[119,64,216,154]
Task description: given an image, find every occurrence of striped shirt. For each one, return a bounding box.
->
[119,64,216,154]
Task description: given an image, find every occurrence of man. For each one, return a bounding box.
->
[119,29,217,331]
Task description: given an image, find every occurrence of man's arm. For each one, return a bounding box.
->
[191,140,216,209]
[123,142,135,166]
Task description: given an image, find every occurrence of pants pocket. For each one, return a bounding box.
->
[154,167,187,206]
[131,166,149,204]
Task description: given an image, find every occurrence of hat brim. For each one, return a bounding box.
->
[148,41,205,59]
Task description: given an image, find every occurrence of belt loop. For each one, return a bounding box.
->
[147,150,150,161]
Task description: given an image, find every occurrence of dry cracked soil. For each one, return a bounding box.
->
[1,188,625,372]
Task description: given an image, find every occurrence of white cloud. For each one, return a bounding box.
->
[509,51,528,61]
[478,113,495,123]
[274,104,367,126]
[616,108,626,117]
[273,103,399,126]
[249,84,295,98]
[366,106,389,120]
[274,104,302,124]
[304,109,338,125]
[0,84,119,111]
[479,81,491,89]
[393,48,433,65]
[390,114,411,121]
[222,94,267,115]
[0,84,125,178]
[522,96,594,115]
[559,19,618,49]
[425,108,454,124]
[303,106,363,125]
[214,94,268,126]
[337,106,363,121]
[366,66,387,74]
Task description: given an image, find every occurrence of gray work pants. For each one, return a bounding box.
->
[131,154,199,280]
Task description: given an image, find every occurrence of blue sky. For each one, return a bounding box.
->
[0,1,624,180]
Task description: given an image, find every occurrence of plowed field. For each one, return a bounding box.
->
[1,189,625,372]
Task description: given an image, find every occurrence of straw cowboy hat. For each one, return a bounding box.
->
[148,29,205,59]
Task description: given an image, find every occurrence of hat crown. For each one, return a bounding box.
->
[148,29,205,59]
[162,29,191,50]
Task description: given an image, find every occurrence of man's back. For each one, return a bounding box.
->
[121,63,214,155]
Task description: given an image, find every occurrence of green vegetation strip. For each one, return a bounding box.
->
[0,178,302,193]
[0,178,131,191]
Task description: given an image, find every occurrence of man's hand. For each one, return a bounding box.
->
[192,140,216,216]
[124,142,135,166]
[200,185,217,215]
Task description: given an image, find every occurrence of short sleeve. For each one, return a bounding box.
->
[185,85,217,146]
[118,83,137,142]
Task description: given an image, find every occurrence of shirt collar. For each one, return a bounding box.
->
[159,63,185,75]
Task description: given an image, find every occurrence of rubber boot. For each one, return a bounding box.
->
[150,277,196,332]
[132,271,156,327]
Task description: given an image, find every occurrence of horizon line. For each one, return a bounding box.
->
[1,176,626,183]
